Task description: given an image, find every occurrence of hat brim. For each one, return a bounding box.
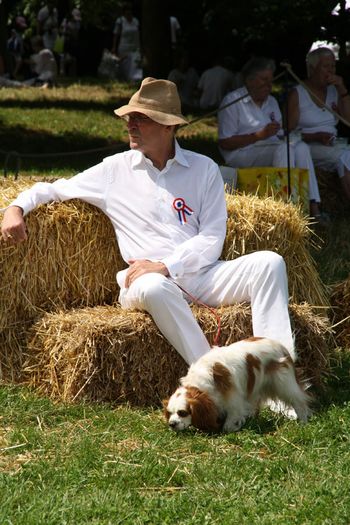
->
[114,105,188,126]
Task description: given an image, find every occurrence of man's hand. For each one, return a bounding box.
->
[302,131,334,146]
[1,206,27,244]
[256,121,281,140]
[326,73,346,93]
[125,259,169,288]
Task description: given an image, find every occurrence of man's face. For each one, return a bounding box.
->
[125,112,169,155]
[246,69,273,103]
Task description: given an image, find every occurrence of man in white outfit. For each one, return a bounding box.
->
[1,77,295,366]
[218,57,322,219]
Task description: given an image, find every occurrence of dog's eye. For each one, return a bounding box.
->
[177,410,189,418]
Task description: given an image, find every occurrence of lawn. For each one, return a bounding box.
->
[1,81,350,525]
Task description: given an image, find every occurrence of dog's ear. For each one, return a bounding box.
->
[187,388,221,433]
[162,399,170,420]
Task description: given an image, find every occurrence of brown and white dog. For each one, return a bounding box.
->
[163,337,312,433]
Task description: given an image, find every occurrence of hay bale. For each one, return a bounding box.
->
[1,178,329,381]
[330,277,350,348]
[0,178,125,336]
[22,303,333,405]
[0,327,28,382]
[223,193,329,307]
[0,180,328,333]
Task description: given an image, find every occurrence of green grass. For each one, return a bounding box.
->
[1,357,350,525]
[1,81,350,524]
[0,82,220,175]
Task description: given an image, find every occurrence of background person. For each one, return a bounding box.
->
[111,2,141,82]
[6,16,27,79]
[287,47,350,201]
[218,56,322,219]
[24,36,57,87]
[37,0,59,51]
[197,54,237,111]
[1,77,295,367]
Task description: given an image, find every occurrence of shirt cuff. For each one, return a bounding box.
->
[160,256,184,279]
[6,198,31,216]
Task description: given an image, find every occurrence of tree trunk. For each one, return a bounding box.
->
[141,0,172,78]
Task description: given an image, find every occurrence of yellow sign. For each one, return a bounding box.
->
[236,167,309,212]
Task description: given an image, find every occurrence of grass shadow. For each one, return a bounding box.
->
[0,123,127,172]
[0,97,129,115]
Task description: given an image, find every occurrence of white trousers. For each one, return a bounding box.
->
[118,251,294,365]
[309,143,350,178]
[225,141,320,202]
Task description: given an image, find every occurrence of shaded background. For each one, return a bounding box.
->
[1,0,350,79]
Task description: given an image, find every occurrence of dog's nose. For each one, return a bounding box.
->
[169,420,178,429]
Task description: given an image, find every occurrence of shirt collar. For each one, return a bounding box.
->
[174,139,190,168]
[130,139,190,171]
[242,89,270,109]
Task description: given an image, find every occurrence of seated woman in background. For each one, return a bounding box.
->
[218,56,322,218]
[287,47,350,201]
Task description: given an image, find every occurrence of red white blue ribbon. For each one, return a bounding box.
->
[173,197,193,225]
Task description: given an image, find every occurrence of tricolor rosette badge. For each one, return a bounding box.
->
[173,197,194,225]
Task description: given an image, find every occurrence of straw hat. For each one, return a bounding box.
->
[114,77,188,126]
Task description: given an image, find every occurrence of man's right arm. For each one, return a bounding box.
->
[1,160,108,245]
[1,206,26,244]
[218,122,281,151]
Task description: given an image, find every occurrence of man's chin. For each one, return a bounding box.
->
[129,140,141,150]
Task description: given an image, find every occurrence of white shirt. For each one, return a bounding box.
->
[218,86,283,164]
[113,16,140,54]
[31,48,57,80]
[37,6,58,31]
[295,84,338,135]
[10,142,227,282]
[198,65,236,109]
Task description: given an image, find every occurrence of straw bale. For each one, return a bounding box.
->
[22,303,333,406]
[0,178,125,336]
[1,178,329,381]
[330,277,350,348]
[223,193,329,307]
[0,327,28,383]
[0,180,328,335]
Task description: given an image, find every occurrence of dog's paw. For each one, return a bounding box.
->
[265,399,298,420]
[223,417,246,433]
[295,406,313,423]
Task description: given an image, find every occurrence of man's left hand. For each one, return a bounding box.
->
[125,259,169,288]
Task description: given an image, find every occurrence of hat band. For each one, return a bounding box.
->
[128,101,182,117]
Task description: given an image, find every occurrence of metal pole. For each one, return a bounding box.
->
[284,69,291,198]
